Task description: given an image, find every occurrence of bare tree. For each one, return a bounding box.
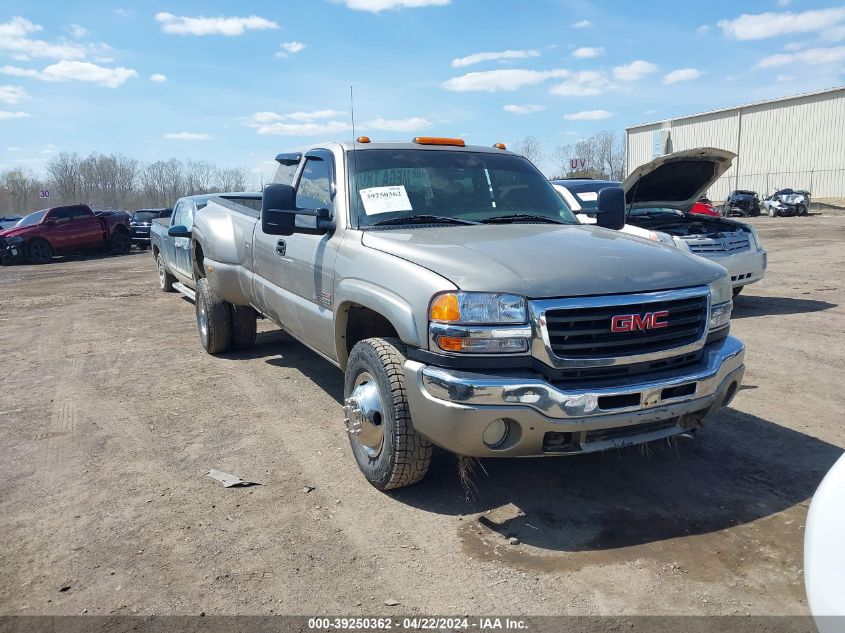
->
[553,130,626,180]
[46,152,81,202]
[1,168,42,214]
[514,135,543,166]
[215,166,249,192]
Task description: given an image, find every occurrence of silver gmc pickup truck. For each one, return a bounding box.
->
[174,138,744,490]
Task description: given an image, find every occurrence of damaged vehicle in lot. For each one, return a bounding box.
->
[724,190,761,217]
[0,204,131,265]
[176,138,745,490]
[554,148,767,298]
[762,188,810,217]
[130,207,172,250]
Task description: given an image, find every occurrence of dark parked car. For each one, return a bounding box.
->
[130,208,172,250]
[724,190,761,217]
[0,204,131,265]
[0,216,22,230]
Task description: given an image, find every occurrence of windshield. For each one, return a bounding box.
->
[132,212,157,222]
[350,149,576,228]
[16,210,47,227]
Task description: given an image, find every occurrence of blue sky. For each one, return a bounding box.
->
[1,0,844,180]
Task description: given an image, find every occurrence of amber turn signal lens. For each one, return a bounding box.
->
[430,293,461,322]
[412,137,466,147]
[356,136,371,143]
[436,336,464,352]
[493,143,506,150]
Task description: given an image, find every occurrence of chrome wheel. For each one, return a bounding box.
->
[157,255,166,289]
[344,371,385,458]
[197,296,209,347]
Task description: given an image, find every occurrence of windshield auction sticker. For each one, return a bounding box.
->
[360,185,413,215]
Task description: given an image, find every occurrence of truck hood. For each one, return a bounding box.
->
[623,148,736,213]
[361,224,726,298]
[0,225,38,239]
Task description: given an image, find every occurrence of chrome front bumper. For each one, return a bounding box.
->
[404,335,745,457]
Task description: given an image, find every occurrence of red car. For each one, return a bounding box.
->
[0,204,131,265]
[689,197,721,217]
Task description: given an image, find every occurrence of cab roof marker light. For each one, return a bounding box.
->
[356,136,371,143]
[493,143,507,150]
[412,137,465,147]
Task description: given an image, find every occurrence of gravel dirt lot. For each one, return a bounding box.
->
[1,214,843,618]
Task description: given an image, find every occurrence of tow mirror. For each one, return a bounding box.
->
[262,183,333,236]
[168,225,191,238]
[595,186,626,230]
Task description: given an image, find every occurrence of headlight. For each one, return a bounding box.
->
[429,292,530,354]
[709,300,733,330]
[708,276,732,306]
[430,292,527,324]
[646,230,676,247]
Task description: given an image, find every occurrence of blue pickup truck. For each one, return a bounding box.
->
[150,192,261,297]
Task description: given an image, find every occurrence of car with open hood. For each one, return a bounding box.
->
[554,148,767,297]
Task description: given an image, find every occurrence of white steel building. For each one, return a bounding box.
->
[625,86,845,201]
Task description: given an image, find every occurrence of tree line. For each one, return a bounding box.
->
[0,152,254,216]
[514,130,627,181]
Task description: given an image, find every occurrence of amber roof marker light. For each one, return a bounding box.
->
[412,137,466,147]
[493,143,507,150]
[356,136,371,143]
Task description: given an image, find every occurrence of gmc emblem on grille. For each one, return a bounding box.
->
[611,310,670,333]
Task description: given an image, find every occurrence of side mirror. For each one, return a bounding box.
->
[595,186,626,230]
[262,183,333,236]
[168,225,191,238]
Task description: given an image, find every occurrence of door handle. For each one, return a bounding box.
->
[275,240,286,256]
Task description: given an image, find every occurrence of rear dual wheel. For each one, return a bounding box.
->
[195,278,257,354]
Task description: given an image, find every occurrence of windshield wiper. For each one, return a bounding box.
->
[480,213,565,225]
[370,214,478,227]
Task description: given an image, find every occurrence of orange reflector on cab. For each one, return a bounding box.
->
[412,136,465,147]
[430,293,460,322]
[493,143,507,150]
[437,336,464,352]
[356,136,371,143]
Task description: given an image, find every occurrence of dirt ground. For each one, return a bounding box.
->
[1,213,843,618]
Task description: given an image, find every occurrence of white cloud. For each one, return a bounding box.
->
[549,71,614,96]
[0,16,89,61]
[784,42,804,51]
[756,46,845,68]
[112,9,134,18]
[1,61,137,87]
[245,110,351,135]
[503,104,546,114]
[613,60,659,81]
[718,8,845,40]
[572,46,604,59]
[564,109,613,120]
[155,12,279,36]
[571,19,591,28]
[697,24,710,34]
[335,0,450,12]
[364,116,431,132]
[822,25,845,42]
[164,132,212,140]
[443,68,569,92]
[150,73,167,82]
[67,23,89,39]
[0,84,28,104]
[451,49,540,68]
[776,74,794,82]
[662,68,702,84]
[0,110,30,120]
[276,41,307,59]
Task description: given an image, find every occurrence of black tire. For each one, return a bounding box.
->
[231,305,257,350]
[195,277,232,354]
[733,286,743,298]
[110,231,131,255]
[26,238,53,265]
[798,204,808,216]
[156,252,177,292]
[138,243,149,251]
[344,337,433,490]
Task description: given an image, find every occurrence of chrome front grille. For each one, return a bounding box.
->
[685,234,751,254]
[531,287,710,368]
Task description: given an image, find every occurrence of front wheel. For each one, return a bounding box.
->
[195,278,232,354]
[768,206,777,218]
[344,337,433,490]
[26,238,53,264]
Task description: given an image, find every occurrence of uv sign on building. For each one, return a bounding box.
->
[625,86,845,201]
